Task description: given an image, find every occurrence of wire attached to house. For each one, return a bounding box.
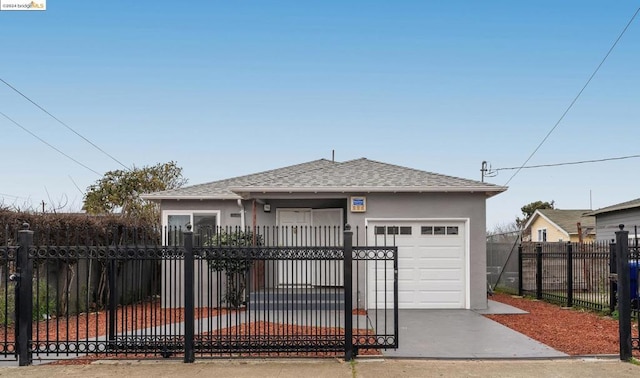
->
[503,6,640,186]
[0,110,101,175]
[0,77,131,171]
[491,153,640,173]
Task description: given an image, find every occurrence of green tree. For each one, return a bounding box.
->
[516,200,555,228]
[83,161,187,224]
[204,230,262,308]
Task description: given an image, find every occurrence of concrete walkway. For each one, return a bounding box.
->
[0,358,638,378]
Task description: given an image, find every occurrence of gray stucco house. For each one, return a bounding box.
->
[142,158,506,310]
[587,198,640,241]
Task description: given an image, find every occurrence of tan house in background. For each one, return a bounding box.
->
[523,209,595,243]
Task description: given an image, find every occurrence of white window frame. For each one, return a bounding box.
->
[537,228,547,242]
[162,210,221,243]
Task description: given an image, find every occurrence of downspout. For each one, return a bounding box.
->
[237,199,246,230]
[252,200,257,246]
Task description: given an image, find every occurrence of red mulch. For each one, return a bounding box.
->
[0,301,228,342]
[487,293,637,356]
[18,293,637,364]
[4,303,379,365]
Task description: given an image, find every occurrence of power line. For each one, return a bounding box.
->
[68,175,86,196]
[494,153,640,171]
[0,192,26,200]
[0,110,102,175]
[0,77,130,170]
[504,6,640,186]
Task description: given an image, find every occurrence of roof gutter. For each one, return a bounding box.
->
[585,205,640,216]
[228,185,508,197]
[140,194,242,202]
[141,185,508,202]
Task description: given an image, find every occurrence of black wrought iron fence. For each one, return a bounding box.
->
[519,241,612,312]
[1,223,398,365]
[0,225,17,361]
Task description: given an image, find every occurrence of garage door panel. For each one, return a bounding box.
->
[418,269,463,280]
[412,260,463,270]
[403,255,463,262]
[413,239,464,247]
[368,220,467,309]
[401,280,463,290]
[409,246,464,257]
[398,268,462,280]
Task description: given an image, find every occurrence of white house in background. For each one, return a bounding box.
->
[142,158,507,310]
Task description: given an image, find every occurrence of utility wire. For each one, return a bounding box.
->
[0,110,101,175]
[68,175,86,196]
[0,192,25,199]
[0,78,130,170]
[504,6,640,186]
[494,153,640,171]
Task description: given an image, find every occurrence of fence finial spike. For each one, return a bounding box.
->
[345,224,351,231]
[22,222,30,230]
[186,224,192,231]
[619,224,625,231]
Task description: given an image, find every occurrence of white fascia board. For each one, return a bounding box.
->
[227,186,507,195]
[140,194,242,201]
[524,210,570,238]
[522,210,540,232]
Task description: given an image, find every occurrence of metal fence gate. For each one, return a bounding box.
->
[614,225,640,360]
[0,228,17,362]
[1,223,398,365]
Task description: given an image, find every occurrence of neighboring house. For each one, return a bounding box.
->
[586,198,640,241]
[142,158,506,310]
[523,209,595,243]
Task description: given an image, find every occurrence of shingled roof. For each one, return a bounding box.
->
[142,158,506,200]
[529,209,595,235]
[586,198,640,216]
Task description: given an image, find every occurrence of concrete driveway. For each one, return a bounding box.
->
[380,300,567,358]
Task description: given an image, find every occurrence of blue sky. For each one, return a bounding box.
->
[1,1,639,229]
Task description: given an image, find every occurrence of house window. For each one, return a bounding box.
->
[374,226,411,235]
[433,226,446,235]
[163,211,220,246]
[421,226,433,235]
[193,214,217,234]
[537,229,547,242]
[446,226,459,235]
[167,214,190,246]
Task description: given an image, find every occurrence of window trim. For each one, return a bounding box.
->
[162,210,221,243]
[537,228,547,242]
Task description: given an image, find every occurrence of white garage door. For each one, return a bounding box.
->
[367,220,467,309]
